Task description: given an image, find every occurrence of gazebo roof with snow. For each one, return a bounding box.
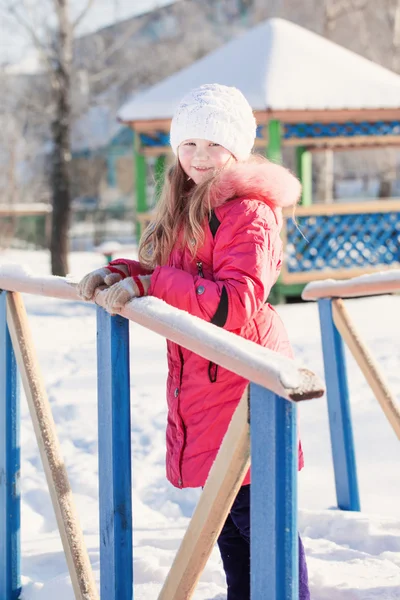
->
[118,17,400,131]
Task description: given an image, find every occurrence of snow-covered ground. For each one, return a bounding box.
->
[1,249,400,599]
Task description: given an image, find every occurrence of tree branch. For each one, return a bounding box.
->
[1,0,45,54]
[0,0,57,72]
[95,16,144,64]
[72,0,95,31]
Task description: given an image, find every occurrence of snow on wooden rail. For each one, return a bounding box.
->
[0,265,323,402]
[302,268,400,511]
[0,203,52,216]
[302,269,400,300]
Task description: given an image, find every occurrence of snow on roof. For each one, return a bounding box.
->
[118,18,400,122]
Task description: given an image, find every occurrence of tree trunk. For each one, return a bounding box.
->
[378,151,396,199]
[50,0,73,276]
[378,178,392,198]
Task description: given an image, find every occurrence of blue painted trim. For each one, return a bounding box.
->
[139,132,170,147]
[250,383,298,599]
[318,299,360,511]
[284,120,400,139]
[96,308,133,600]
[0,292,21,599]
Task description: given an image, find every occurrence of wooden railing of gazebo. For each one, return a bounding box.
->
[134,198,400,301]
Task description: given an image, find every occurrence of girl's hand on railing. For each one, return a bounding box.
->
[77,266,127,301]
[103,275,152,313]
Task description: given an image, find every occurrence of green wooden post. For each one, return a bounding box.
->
[134,132,147,241]
[296,146,312,206]
[155,155,166,201]
[266,120,285,303]
[267,119,282,164]
[266,120,284,303]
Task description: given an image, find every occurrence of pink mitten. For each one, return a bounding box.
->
[104,275,152,313]
[76,266,128,301]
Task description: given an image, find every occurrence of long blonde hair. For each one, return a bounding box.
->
[138,160,219,269]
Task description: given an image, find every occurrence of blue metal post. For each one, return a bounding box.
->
[318,299,360,511]
[96,308,133,599]
[0,292,21,600]
[250,383,298,600]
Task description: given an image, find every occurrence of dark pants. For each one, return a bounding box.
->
[217,485,310,600]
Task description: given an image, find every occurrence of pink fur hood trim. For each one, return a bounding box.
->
[208,157,301,212]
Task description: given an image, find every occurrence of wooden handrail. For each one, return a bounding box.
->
[0,203,52,216]
[283,199,400,217]
[0,268,324,402]
[302,269,400,300]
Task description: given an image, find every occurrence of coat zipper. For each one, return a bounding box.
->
[175,260,202,486]
[177,346,186,487]
[197,260,219,383]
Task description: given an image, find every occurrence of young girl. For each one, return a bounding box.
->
[77,83,310,600]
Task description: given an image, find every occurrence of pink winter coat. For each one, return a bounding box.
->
[111,160,303,488]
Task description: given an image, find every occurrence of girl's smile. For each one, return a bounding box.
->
[178,138,234,183]
[193,166,212,174]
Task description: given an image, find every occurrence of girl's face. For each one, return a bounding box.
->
[178,138,234,184]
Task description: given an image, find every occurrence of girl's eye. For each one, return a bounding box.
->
[185,142,195,146]
[210,143,220,147]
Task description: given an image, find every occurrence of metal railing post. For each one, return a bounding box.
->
[0,292,21,600]
[250,383,298,599]
[318,298,360,511]
[96,308,133,599]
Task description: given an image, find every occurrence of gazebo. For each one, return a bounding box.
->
[117,17,400,301]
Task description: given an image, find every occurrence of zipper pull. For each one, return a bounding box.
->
[196,261,204,277]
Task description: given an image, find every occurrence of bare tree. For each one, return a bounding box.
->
[0,0,96,275]
[0,68,52,249]
[0,70,50,203]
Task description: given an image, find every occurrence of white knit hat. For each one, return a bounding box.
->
[170,83,257,161]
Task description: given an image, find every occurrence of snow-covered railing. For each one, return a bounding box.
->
[302,269,400,301]
[0,267,324,600]
[302,270,400,512]
[0,204,52,250]
[0,203,52,216]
